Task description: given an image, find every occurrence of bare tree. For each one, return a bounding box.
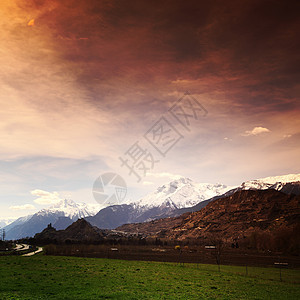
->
[207,233,225,272]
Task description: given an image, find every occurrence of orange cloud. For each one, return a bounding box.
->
[27,19,35,26]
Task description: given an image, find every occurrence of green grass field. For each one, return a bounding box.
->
[0,255,299,299]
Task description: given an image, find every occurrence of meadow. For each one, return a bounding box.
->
[0,255,299,299]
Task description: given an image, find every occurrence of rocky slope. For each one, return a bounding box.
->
[117,189,300,241]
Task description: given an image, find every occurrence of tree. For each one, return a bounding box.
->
[207,233,225,272]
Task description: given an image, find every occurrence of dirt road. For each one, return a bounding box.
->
[22,247,43,256]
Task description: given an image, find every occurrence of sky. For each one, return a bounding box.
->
[0,0,299,219]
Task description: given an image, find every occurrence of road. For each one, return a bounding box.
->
[22,247,43,256]
[14,244,29,251]
[14,244,43,256]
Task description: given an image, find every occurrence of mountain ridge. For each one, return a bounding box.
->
[117,189,300,245]
[5,173,300,239]
[4,199,100,240]
[86,178,233,229]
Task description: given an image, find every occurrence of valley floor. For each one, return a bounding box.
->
[0,255,299,299]
[43,244,300,268]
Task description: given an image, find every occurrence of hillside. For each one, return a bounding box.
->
[118,189,300,242]
[34,219,107,242]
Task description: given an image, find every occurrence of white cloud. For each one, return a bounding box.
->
[31,189,62,205]
[9,204,35,210]
[242,126,271,136]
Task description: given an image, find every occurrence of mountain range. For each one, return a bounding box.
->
[86,174,300,229]
[4,173,300,240]
[86,178,231,229]
[118,189,300,242]
[4,199,100,240]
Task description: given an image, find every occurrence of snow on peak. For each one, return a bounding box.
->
[50,199,78,210]
[257,173,300,184]
[128,177,233,209]
[240,173,300,190]
[38,199,100,220]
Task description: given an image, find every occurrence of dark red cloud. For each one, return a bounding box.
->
[16,0,300,115]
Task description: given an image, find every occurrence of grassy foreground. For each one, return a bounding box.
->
[0,255,299,299]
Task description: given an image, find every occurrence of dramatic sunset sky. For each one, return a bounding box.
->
[0,0,299,218]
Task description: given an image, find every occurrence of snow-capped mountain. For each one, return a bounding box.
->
[87,178,233,229]
[5,174,299,239]
[37,199,100,221]
[4,199,100,240]
[192,173,300,210]
[239,173,300,190]
[126,177,232,209]
[87,174,300,230]
[178,173,300,216]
